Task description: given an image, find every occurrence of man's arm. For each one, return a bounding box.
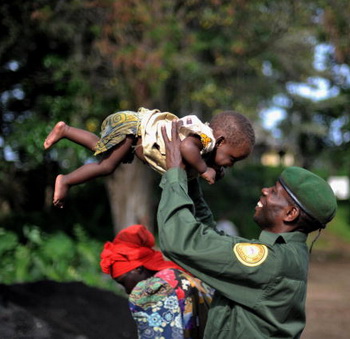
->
[157,122,278,307]
[162,120,215,226]
[158,122,235,290]
[187,177,216,226]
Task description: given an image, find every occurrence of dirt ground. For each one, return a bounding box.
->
[303,258,350,339]
[302,232,350,339]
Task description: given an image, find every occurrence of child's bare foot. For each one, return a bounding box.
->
[53,174,70,208]
[44,121,68,149]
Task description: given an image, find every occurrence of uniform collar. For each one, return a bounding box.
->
[259,230,307,246]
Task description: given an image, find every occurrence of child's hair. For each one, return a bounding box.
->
[209,111,255,147]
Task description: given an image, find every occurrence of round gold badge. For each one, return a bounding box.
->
[233,243,268,267]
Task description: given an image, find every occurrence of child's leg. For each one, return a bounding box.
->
[53,136,134,208]
[44,121,99,151]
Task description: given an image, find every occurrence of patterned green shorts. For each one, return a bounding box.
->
[94,110,140,155]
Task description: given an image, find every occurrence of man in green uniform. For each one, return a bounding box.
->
[156,121,337,338]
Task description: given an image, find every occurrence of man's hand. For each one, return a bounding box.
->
[161,120,185,170]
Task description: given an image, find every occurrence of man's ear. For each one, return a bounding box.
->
[284,206,300,222]
[215,136,225,148]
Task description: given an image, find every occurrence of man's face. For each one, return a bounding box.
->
[253,181,292,229]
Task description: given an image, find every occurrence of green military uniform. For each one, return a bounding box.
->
[157,168,309,338]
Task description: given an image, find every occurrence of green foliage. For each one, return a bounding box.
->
[329,200,350,241]
[0,224,118,294]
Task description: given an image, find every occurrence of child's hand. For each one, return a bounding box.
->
[200,167,216,185]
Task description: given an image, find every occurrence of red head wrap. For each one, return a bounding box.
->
[100,224,183,278]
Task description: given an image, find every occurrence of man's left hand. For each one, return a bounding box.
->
[161,120,185,170]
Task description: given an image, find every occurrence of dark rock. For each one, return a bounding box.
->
[0,280,137,339]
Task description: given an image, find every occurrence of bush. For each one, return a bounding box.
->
[0,224,118,293]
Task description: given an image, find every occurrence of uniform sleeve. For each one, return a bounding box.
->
[157,168,276,306]
[187,177,216,227]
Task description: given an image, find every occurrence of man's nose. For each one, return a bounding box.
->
[262,187,269,195]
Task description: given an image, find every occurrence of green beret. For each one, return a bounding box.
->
[279,167,337,226]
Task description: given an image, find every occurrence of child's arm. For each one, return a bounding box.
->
[180,136,216,184]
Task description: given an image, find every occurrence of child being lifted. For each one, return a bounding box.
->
[44,107,255,208]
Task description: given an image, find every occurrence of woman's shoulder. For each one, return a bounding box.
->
[129,271,174,306]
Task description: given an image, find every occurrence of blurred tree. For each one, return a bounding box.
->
[0,0,117,235]
[316,0,350,174]
[1,0,348,236]
[272,0,350,172]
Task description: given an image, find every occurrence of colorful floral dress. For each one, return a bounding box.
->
[129,268,214,339]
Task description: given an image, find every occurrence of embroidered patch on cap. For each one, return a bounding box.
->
[233,243,268,267]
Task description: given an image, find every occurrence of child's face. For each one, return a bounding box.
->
[214,140,251,168]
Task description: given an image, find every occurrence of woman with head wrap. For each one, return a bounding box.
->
[100,224,213,339]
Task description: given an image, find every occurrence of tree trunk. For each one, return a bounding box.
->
[105,160,155,235]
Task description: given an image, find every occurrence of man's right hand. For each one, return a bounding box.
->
[161,120,185,170]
